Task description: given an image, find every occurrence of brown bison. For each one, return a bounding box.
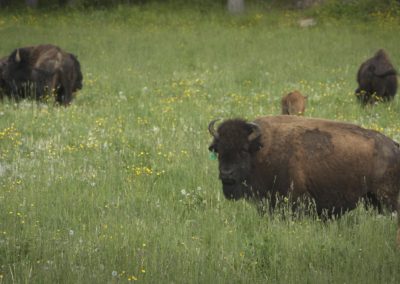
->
[0,56,7,100]
[208,115,400,246]
[355,49,398,105]
[281,90,307,115]
[1,44,83,105]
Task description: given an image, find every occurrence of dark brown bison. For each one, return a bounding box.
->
[281,90,307,115]
[1,44,83,105]
[355,49,398,105]
[208,116,400,246]
[0,56,7,100]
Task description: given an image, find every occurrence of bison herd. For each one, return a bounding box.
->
[0,44,82,106]
[280,48,398,115]
[0,43,399,247]
[209,49,400,247]
[0,45,395,109]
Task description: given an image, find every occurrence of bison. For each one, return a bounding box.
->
[0,56,7,100]
[1,44,83,105]
[208,115,400,246]
[355,49,398,105]
[281,90,307,115]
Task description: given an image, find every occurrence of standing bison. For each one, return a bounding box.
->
[208,116,400,246]
[1,44,83,105]
[355,49,398,105]
[281,90,307,115]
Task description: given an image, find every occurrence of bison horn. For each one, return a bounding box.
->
[247,122,261,142]
[15,49,21,62]
[208,119,220,139]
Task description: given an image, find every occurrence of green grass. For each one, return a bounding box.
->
[0,4,400,283]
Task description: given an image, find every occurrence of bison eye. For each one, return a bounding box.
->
[208,144,218,153]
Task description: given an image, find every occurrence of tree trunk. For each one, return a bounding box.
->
[227,0,245,14]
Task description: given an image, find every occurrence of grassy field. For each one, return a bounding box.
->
[0,4,400,283]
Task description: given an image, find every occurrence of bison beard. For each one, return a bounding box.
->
[0,44,83,105]
[209,115,400,246]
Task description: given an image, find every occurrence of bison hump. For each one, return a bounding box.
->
[373,52,396,77]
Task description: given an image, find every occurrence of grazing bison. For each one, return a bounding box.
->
[208,116,400,245]
[281,90,307,115]
[355,49,398,105]
[1,44,83,105]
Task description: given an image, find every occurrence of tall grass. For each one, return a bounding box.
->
[0,5,399,283]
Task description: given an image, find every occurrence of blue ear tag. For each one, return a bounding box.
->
[209,151,217,160]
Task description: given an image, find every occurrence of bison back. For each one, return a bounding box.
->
[253,115,400,213]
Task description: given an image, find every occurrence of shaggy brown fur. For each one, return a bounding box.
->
[281,90,307,115]
[1,44,82,105]
[209,115,400,245]
[355,49,398,104]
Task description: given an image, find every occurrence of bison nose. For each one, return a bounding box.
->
[220,168,233,178]
[219,168,235,185]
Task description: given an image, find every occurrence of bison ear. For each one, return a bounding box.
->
[246,122,261,142]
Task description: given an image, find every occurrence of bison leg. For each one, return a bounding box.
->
[362,192,382,213]
[35,82,46,101]
[56,72,73,106]
[355,88,371,105]
[398,191,400,249]
[384,75,397,101]
[32,69,54,101]
[56,86,72,106]
[373,80,388,102]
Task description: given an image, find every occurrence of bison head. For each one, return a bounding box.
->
[208,118,262,200]
[2,48,33,97]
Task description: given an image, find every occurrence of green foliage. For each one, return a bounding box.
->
[0,5,400,283]
[314,0,400,20]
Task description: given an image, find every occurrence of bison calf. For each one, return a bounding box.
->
[281,90,307,115]
[355,49,398,105]
[208,115,400,247]
[1,44,83,106]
